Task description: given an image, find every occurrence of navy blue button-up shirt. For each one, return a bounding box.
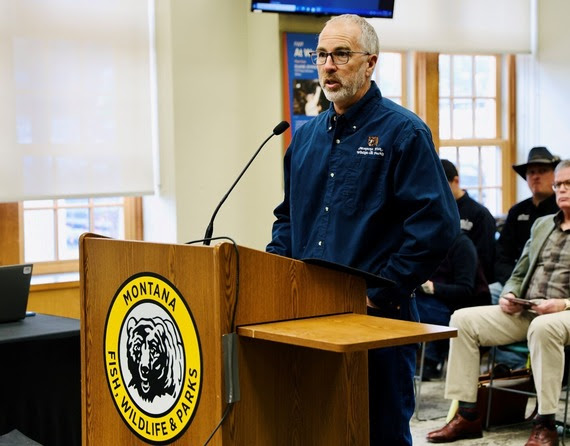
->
[267,82,459,304]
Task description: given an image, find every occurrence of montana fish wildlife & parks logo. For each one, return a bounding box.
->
[104,272,202,444]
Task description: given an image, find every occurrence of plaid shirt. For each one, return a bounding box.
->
[526,212,570,300]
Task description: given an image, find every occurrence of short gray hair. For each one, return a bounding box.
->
[323,14,380,55]
[555,159,570,174]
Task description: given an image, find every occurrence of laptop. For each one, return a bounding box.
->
[0,263,33,323]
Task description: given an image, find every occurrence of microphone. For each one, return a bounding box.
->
[203,120,290,245]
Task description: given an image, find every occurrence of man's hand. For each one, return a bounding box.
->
[500,294,567,315]
[367,297,380,309]
[420,280,434,295]
[532,298,566,315]
[499,293,527,314]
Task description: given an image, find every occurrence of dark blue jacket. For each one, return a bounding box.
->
[267,82,459,305]
[456,191,497,283]
[419,232,491,312]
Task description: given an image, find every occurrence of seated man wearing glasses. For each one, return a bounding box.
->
[427,159,570,446]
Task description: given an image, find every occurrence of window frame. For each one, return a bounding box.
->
[0,197,142,274]
[415,52,517,215]
[374,51,408,107]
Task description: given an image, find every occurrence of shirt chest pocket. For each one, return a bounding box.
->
[340,154,387,214]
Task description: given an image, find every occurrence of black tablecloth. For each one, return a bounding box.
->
[0,314,81,446]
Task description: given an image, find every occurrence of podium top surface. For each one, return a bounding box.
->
[238,313,457,353]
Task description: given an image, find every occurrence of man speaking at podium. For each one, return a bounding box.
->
[267,14,459,446]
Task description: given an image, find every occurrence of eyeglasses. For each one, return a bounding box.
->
[309,50,371,65]
[552,180,570,191]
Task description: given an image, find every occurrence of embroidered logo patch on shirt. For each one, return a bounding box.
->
[356,136,384,157]
[518,214,530,221]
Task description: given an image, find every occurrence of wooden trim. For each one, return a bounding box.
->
[0,202,21,265]
[281,31,293,152]
[28,282,80,319]
[414,52,440,150]
[439,138,506,147]
[124,196,143,240]
[32,260,79,275]
[31,279,79,292]
[504,54,517,213]
[400,51,408,108]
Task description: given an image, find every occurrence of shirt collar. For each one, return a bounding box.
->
[553,210,568,231]
[537,193,557,210]
[326,81,382,132]
[457,191,470,204]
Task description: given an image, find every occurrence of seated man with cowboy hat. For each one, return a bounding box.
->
[490,147,561,369]
[493,146,560,296]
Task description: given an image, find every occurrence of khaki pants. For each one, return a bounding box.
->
[444,304,570,415]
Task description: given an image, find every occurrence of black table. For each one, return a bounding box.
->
[0,314,80,446]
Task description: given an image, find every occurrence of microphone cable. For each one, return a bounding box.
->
[202,402,233,446]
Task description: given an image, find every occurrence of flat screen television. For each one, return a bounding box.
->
[251,0,395,19]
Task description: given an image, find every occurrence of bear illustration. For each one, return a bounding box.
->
[126,316,184,402]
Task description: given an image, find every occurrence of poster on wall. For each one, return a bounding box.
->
[282,32,330,146]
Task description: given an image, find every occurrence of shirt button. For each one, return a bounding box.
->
[335,139,340,144]
[330,172,335,178]
[328,126,332,130]
[325,206,329,212]
[318,241,323,246]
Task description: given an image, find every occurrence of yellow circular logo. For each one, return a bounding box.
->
[104,272,202,444]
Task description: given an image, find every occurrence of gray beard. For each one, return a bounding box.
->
[321,71,366,105]
[322,83,357,104]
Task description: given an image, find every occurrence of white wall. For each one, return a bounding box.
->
[145,0,284,249]
[516,0,570,200]
[145,0,570,246]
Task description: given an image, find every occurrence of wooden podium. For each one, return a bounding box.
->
[80,235,455,445]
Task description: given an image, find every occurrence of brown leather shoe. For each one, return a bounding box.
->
[525,423,559,446]
[426,413,482,443]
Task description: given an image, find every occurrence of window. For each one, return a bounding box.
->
[24,197,122,260]
[375,52,406,105]
[437,54,513,216]
[439,145,503,214]
[4,197,141,275]
[374,52,406,106]
[439,55,498,140]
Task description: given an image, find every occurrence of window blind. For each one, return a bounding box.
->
[0,0,155,202]
[371,0,532,54]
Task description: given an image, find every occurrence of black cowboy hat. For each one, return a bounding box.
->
[512,146,560,179]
